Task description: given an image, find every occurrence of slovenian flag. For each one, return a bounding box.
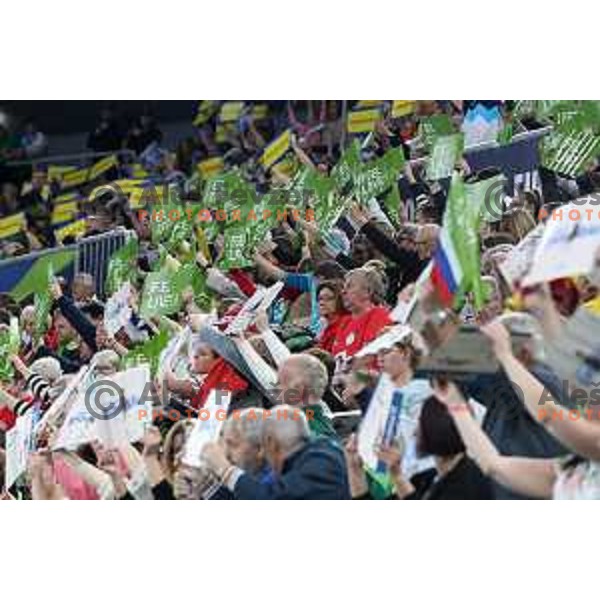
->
[430,172,484,309]
[431,226,464,307]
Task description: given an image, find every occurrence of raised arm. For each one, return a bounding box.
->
[53,450,116,500]
[254,310,291,368]
[433,379,556,499]
[254,252,286,282]
[349,202,416,266]
[164,367,197,399]
[291,134,317,170]
[51,281,98,352]
[482,320,600,462]
[28,452,66,500]
[0,385,24,414]
[232,334,278,390]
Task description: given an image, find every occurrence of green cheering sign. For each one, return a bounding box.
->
[140,270,182,319]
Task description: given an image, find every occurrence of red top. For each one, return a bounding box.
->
[0,406,16,430]
[44,324,60,351]
[331,306,392,359]
[318,314,352,354]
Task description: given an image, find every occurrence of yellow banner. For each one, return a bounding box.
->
[130,163,149,178]
[260,129,291,169]
[48,165,77,182]
[347,109,382,134]
[52,201,79,225]
[215,123,236,144]
[219,101,245,123]
[129,187,145,209]
[55,219,87,243]
[128,184,166,208]
[391,100,416,118]
[271,156,297,179]
[89,154,119,180]
[197,156,225,178]
[252,104,269,120]
[53,192,79,205]
[92,179,145,197]
[356,100,383,109]
[59,155,120,189]
[0,213,27,240]
[193,101,219,126]
[61,166,90,188]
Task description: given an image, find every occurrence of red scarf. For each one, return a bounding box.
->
[192,358,249,409]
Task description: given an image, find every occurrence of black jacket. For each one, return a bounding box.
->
[360,221,429,290]
[407,456,494,500]
[57,295,98,353]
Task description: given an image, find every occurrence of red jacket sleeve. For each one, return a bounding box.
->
[228,269,257,297]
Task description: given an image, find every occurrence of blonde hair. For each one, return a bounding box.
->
[500,207,536,242]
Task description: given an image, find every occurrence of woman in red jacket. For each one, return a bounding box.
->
[316,280,351,354]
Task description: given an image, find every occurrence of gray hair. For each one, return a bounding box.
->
[30,357,62,384]
[73,272,94,287]
[346,268,386,305]
[224,408,267,447]
[285,354,329,401]
[92,349,120,372]
[263,405,310,453]
[21,305,35,322]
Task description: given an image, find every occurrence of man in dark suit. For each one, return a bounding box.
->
[202,405,350,499]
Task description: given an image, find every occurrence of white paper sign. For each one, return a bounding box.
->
[224,287,266,335]
[4,412,35,490]
[53,366,151,450]
[256,281,284,314]
[355,325,412,358]
[358,375,433,478]
[156,326,190,385]
[223,282,284,336]
[104,282,133,337]
[182,390,231,468]
[523,199,600,286]
[497,224,545,286]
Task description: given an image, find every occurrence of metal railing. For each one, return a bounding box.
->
[0,228,133,298]
[75,229,134,296]
[5,149,137,169]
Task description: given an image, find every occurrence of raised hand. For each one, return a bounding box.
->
[432,378,467,408]
[480,319,513,360]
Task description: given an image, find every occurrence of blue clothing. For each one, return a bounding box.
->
[283,272,321,335]
[232,438,350,500]
[210,465,275,500]
[283,272,314,293]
